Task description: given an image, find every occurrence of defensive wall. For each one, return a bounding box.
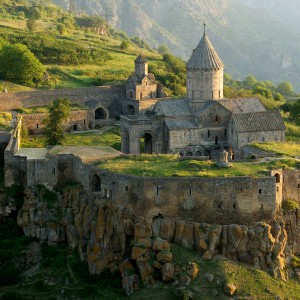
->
[4,119,300,226]
[0,85,125,111]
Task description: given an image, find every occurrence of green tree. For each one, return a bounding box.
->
[120,40,129,50]
[0,43,46,86]
[243,75,257,87]
[26,18,37,32]
[157,44,169,54]
[290,99,300,123]
[44,98,70,145]
[277,81,294,95]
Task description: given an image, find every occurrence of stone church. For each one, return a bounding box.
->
[121,30,286,159]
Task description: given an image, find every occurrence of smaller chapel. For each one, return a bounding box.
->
[120,29,286,159]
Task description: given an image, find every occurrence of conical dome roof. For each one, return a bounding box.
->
[135,54,148,63]
[187,34,223,70]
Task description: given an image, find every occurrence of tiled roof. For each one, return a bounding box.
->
[232,110,286,132]
[165,118,197,130]
[135,54,148,63]
[154,99,191,116]
[187,34,224,70]
[218,98,266,113]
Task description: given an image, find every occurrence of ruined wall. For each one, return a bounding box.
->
[281,169,300,203]
[0,85,126,116]
[22,110,95,134]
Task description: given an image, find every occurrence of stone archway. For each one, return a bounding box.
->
[140,132,153,154]
[127,105,135,115]
[91,174,101,192]
[95,107,108,120]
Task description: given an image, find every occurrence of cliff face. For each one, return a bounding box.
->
[16,185,289,281]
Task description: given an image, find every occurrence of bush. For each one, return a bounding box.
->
[282,199,299,211]
[0,43,45,86]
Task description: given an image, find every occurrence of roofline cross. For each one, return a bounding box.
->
[203,22,206,35]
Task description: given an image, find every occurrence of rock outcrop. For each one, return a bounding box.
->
[16,185,288,283]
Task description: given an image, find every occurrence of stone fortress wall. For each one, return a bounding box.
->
[4,119,300,226]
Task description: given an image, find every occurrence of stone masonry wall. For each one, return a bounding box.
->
[0,85,126,114]
[22,110,95,134]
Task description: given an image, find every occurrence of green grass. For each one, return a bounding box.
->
[21,126,121,150]
[0,111,12,130]
[251,142,300,157]
[98,154,300,177]
[15,104,88,114]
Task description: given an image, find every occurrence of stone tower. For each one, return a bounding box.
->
[186,27,224,111]
[135,54,148,78]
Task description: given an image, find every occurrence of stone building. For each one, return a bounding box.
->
[121,30,286,158]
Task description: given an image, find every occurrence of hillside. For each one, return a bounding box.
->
[53,0,300,90]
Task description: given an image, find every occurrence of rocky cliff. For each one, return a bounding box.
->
[15,184,291,286]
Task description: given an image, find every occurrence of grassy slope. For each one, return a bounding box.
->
[0,18,162,91]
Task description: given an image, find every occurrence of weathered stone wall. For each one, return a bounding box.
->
[281,169,300,203]
[0,85,126,116]
[22,110,95,134]
[121,116,165,154]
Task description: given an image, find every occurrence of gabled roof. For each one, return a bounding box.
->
[127,73,156,85]
[187,34,224,70]
[135,54,148,63]
[165,118,197,130]
[218,98,266,113]
[154,99,191,117]
[232,110,286,132]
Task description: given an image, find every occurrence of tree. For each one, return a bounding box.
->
[44,98,71,145]
[157,44,169,54]
[277,81,294,95]
[120,40,129,50]
[290,99,300,123]
[26,18,37,32]
[0,43,46,86]
[243,75,257,87]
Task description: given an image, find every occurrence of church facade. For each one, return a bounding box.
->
[121,31,286,159]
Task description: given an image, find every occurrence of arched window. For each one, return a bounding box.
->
[215,136,218,145]
[274,173,280,183]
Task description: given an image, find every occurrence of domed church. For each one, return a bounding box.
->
[120,28,286,159]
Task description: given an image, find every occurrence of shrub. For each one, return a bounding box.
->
[282,199,299,211]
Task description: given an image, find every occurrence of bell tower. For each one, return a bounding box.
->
[186,23,224,111]
[134,54,148,78]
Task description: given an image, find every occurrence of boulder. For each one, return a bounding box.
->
[132,246,148,260]
[204,273,214,283]
[157,251,173,263]
[159,218,176,241]
[186,263,199,280]
[153,238,170,251]
[161,263,174,281]
[180,274,191,287]
[223,283,236,296]
[181,222,195,249]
